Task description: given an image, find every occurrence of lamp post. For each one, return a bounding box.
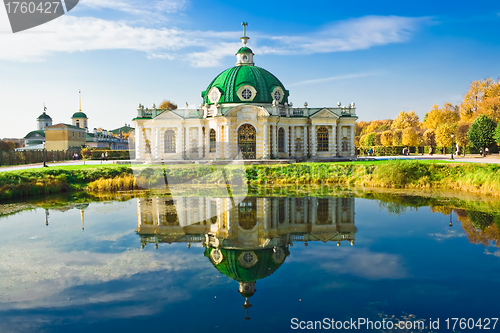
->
[450,134,454,160]
[43,142,47,167]
[420,139,424,155]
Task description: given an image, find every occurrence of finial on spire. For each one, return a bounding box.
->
[240,22,249,46]
[43,103,47,112]
[78,89,82,112]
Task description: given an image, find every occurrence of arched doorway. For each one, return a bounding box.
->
[238,124,256,159]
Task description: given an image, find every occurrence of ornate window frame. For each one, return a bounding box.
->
[317,126,329,152]
[238,251,258,268]
[209,129,216,152]
[211,248,223,265]
[271,86,284,103]
[164,129,176,153]
[237,85,257,102]
[278,127,285,152]
[208,87,221,104]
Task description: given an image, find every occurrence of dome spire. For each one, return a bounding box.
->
[241,22,249,46]
[78,89,82,112]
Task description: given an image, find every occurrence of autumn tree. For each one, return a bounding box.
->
[468,115,496,152]
[391,111,420,130]
[460,78,498,122]
[158,100,178,110]
[435,123,456,148]
[355,121,368,136]
[360,133,376,146]
[380,131,393,146]
[423,129,436,147]
[0,140,19,151]
[375,132,382,146]
[402,127,419,147]
[423,103,460,130]
[455,122,471,155]
[478,82,500,122]
[392,129,403,146]
[361,119,393,135]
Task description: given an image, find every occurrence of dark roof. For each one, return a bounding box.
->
[45,123,85,130]
[24,130,45,139]
[37,112,52,120]
[72,111,88,119]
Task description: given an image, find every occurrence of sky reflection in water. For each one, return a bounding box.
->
[0,195,499,333]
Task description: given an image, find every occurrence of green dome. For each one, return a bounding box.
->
[201,66,289,105]
[72,111,88,119]
[204,246,289,283]
[37,112,51,120]
[236,47,253,54]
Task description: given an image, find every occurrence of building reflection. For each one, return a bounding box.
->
[136,196,357,319]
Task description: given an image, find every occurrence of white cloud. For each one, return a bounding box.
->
[0,14,430,67]
[80,0,189,15]
[291,247,408,280]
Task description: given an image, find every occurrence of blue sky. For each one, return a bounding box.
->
[0,0,499,138]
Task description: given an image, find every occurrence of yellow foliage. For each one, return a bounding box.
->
[455,122,471,147]
[391,111,420,130]
[158,100,178,110]
[435,123,456,147]
[423,103,460,130]
[460,78,499,122]
[402,127,420,147]
[380,131,393,146]
[392,129,403,146]
[423,129,436,146]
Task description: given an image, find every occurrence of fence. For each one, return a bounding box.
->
[0,150,75,166]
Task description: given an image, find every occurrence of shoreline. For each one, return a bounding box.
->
[1,160,500,201]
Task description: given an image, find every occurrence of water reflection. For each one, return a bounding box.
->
[136,196,356,318]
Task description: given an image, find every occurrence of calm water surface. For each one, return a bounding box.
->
[1,194,499,332]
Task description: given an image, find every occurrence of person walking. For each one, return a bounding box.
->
[105,152,108,161]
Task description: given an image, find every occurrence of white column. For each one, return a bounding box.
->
[135,126,141,160]
[263,123,269,159]
[205,127,210,158]
[311,125,317,157]
[332,124,337,157]
[290,126,295,157]
[337,125,343,157]
[217,125,222,159]
[198,126,203,158]
[155,128,161,160]
[185,127,190,159]
[272,124,278,158]
[176,127,182,160]
[329,126,334,156]
[350,124,356,157]
[304,126,309,157]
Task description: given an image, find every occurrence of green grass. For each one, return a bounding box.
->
[2,160,500,201]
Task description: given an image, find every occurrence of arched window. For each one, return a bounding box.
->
[210,129,216,152]
[76,120,80,127]
[278,128,285,152]
[165,129,176,153]
[317,126,329,152]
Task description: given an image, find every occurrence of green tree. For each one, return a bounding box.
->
[468,115,496,152]
[360,133,376,146]
[493,122,500,145]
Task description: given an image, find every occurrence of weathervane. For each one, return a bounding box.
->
[240,22,249,46]
[43,103,47,112]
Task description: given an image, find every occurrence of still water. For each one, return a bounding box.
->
[1,193,499,332]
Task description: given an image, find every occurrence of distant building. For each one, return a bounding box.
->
[45,123,86,151]
[21,92,133,151]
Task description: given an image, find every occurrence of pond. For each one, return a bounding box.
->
[1,191,499,332]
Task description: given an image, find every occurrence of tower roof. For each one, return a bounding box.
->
[72,112,88,119]
[37,112,52,120]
